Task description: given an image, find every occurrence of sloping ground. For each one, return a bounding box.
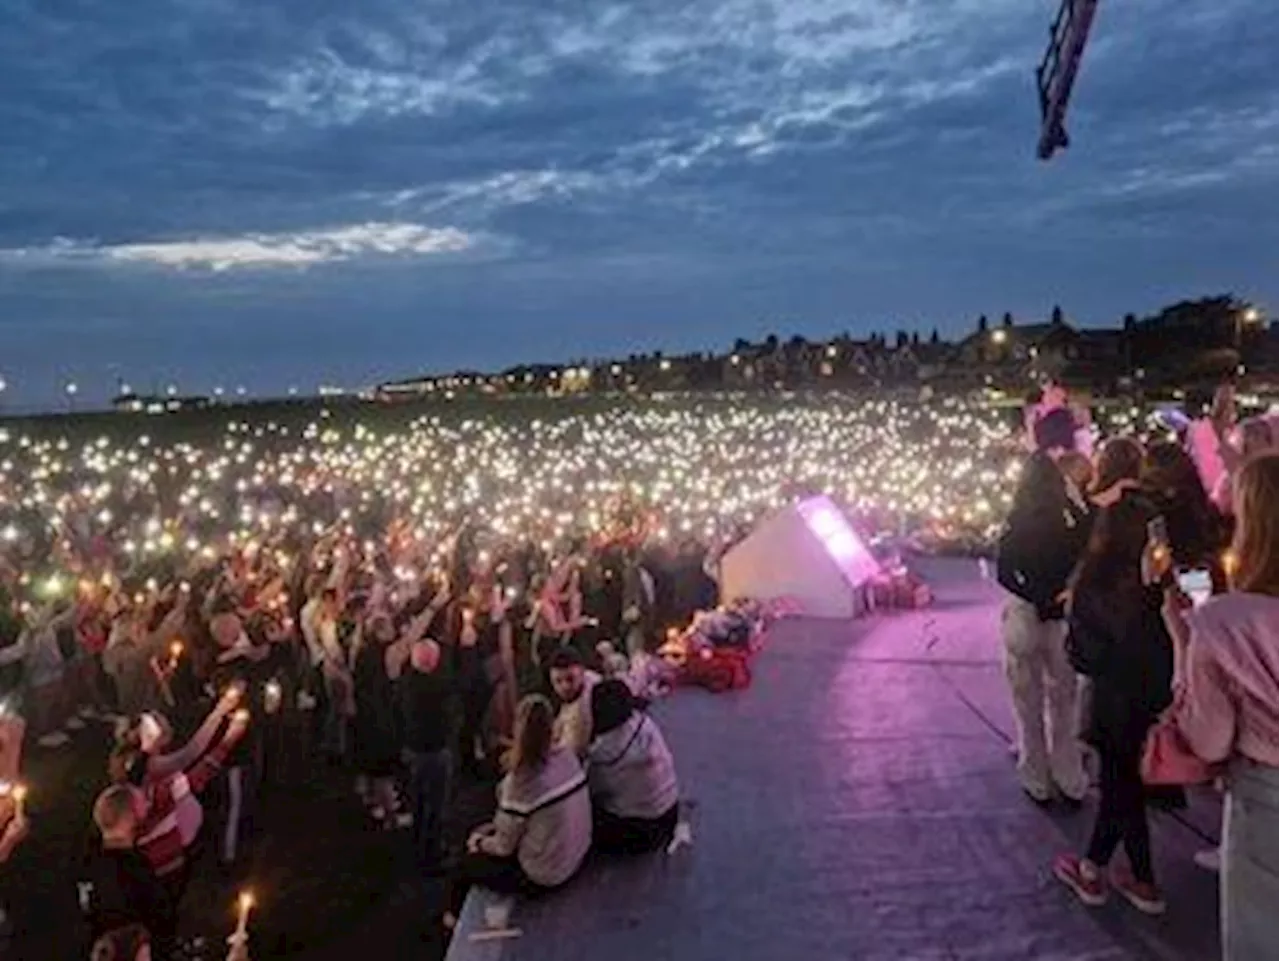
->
[453,558,1220,961]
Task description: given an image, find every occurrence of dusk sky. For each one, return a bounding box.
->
[1,0,1275,408]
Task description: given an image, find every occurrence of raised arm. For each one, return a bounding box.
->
[147,688,240,779]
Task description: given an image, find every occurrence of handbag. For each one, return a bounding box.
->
[1140,702,1216,786]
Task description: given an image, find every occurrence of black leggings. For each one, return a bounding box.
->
[1086,738,1154,883]
[593,803,679,856]
[446,851,548,918]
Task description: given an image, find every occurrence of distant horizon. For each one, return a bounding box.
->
[1,291,1266,415]
[2,1,1275,408]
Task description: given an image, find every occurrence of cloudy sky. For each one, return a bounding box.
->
[1,0,1275,408]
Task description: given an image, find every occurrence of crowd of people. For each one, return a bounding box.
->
[1,489,699,959]
[997,384,1278,961]
[0,387,1274,960]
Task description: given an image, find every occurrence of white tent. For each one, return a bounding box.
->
[719,495,880,619]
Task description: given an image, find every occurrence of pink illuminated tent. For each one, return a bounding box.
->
[719,495,880,619]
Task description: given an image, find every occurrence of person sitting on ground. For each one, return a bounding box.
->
[548,647,602,758]
[445,695,591,930]
[585,679,679,854]
[82,786,173,960]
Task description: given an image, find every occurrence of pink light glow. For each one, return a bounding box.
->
[796,496,880,589]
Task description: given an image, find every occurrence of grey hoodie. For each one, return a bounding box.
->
[586,713,679,820]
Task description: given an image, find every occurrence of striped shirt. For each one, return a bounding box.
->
[136,731,237,876]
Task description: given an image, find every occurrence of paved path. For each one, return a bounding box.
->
[476,558,1221,961]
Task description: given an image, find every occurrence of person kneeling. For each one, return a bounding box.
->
[446,695,591,927]
[586,679,679,855]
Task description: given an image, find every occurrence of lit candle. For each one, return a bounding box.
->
[169,641,184,668]
[235,890,254,937]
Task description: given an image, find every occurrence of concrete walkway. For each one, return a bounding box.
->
[468,558,1222,961]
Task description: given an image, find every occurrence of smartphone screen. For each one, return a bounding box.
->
[1146,516,1169,549]
[1176,569,1213,607]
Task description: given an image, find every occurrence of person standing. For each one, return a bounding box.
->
[395,639,456,873]
[996,408,1092,803]
[1161,453,1278,961]
[1054,492,1173,914]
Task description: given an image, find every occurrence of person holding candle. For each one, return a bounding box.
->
[1158,453,1278,961]
[209,611,269,868]
[112,705,249,952]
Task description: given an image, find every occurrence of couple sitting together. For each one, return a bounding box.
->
[446,648,679,924]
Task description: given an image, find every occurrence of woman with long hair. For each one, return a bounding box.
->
[444,694,592,929]
[1142,441,1228,582]
[1054,488,1173,914]
[1162,453,1278,961]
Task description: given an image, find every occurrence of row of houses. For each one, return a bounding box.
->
[378,297,1276,401]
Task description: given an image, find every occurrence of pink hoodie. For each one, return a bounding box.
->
[1176,592,1279,768]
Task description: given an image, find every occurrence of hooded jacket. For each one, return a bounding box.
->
[586,712,679,820]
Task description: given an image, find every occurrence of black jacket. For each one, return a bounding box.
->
[996,452,1092,620]
[1066,494,1174,748]
[80,845,170,943]
[1068,583,1173,748]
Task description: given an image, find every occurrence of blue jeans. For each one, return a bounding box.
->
[1223,759,1278,961]
[405,747,452,872]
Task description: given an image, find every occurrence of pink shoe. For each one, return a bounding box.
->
[1111,868,1166,915]
[1053,854,1107,907]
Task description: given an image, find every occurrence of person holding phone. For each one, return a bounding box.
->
[1159,453,1278,961]
[1055,491,1175,915]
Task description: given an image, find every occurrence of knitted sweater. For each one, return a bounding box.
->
[481,747,591,887]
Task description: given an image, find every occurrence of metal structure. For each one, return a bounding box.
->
[1035,0,1100,160]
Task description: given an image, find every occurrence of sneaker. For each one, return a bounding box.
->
[1022,783,1053,805]
[1111,869,1166,915]
[1053,854,1107,907]
[1193,847,1221,873]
